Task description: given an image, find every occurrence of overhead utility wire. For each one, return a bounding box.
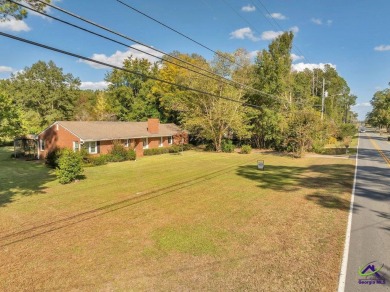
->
[9,1,245,89]
[251,0,310,63]
[31,0,277,99]
[0,31,262,110]
[114,0,246,70]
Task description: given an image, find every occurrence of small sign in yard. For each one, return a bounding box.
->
[257,160,265,170]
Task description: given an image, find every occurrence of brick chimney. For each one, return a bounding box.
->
[147,118,159,134]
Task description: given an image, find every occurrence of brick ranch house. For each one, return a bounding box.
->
[37,119,188,159]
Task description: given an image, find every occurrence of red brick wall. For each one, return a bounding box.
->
[148,137,162,148]
[147,119,159,134]
[38,123,80,159]
[135,138,144,157]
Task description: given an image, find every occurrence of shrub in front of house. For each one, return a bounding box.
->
[46,147,62,169]
[109,141,129,161]
[126,149,136,160]
[144,147,170,156]
[240,145,252,154]
[221,140,235,153]
[90,155,108,166]
[56,149,83,184]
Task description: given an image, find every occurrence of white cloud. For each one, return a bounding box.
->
[311,18,333,26]
[292,62,336,72]
[0,66,13,73]
[248,50,259,59]
[374,45,390,51]
[291,54,304,62]
[80,44,164,69]
[311,18,322,25]
[241,5,256,12]
[80,81,110,90]
[261,26,299,41]
[230,27,260,42]
[353,102,371,107]
[0,18,30,32]
[268,13,287,20]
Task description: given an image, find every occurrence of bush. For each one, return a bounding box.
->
[169,145,181,153]
[126,149,136,160]
[46,147,62,169]
[90,155,108,166]
[221,140,235,153]
[56,149,83,184]
[109,141,129,161]
[144,147,169,156]
[328,137,337,145]
[241,145,252,154]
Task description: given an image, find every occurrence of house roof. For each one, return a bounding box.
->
[53,121,183,141]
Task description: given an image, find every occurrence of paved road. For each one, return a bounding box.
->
[343,131,390,291]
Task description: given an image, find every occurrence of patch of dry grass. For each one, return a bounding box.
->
[0,147,354,291]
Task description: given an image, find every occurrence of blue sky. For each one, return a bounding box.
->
[1,0,390,120]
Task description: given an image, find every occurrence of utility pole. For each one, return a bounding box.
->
[321,78,325,120]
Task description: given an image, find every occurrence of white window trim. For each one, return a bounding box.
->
[40,139,45,151]
[124,139,129,147]
[88,141,97,154]
[159,137,163,147]
[143,138,149,149]
[73,141,80,152]
[168,136,173,145]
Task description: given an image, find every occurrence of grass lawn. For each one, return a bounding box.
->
[0,147,355,291]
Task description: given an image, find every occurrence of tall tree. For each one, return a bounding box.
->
[8,60,80,131]
[157,50,251,151]
[105,57,161,121]
[367,88,390,130]
[0,90,26,142]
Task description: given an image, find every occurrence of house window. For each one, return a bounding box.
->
[73,141,80,152]
[124,139,129,147]
[168,136,173,145]
[159,137,163,147]
[143,138,149,149]
[40,139,45,151]
[88,141,97,154]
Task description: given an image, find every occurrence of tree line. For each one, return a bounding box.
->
[0,32,358,156]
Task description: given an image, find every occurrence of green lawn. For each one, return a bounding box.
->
[0,147,355,291]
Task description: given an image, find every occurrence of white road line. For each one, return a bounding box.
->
[337,133,360,292]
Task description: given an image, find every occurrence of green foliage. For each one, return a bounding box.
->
[367,88,390,129]
[126,149,136,160]
[7,61,80,131]
[221,140,235,153]
[56,149,83,184]
[105,57,161,121]
[89,155,108,166]
[240,145,252,154]
[1,0,50,21]
[0,91,26,142]
[45,147,62,169]
[144,147,170,156]
[143,145,186,156]
[338,124,356,140]
[108,140,129,162]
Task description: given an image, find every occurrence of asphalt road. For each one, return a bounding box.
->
[342,131,390,291]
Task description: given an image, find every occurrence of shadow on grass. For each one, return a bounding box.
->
[0,147,55,207]
[236,163,355,211]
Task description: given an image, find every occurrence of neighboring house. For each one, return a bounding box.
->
[37,119,188,159]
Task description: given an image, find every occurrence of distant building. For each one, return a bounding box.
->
[37,119,188,159]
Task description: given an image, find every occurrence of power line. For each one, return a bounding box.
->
[114,0,246,70]
[8,0,249,91]
[249,0,311,63]
[0,31,263,110]
[30,0,280,100]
